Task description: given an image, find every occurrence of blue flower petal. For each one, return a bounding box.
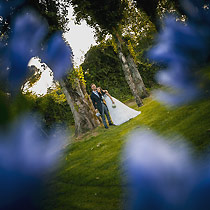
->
[0,114,66,208]
[8,11,48,87]
[123,130,196,210]
[41,32,73,80]
[148,0,210,106]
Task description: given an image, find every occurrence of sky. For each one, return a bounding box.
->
[28,5,96,95]
[64,6,96,66]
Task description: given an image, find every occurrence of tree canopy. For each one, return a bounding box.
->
[1,0,69,36]
[70,0,127,40]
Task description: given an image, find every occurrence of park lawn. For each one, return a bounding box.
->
[41,97,210,210]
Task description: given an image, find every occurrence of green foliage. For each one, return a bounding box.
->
[119,2,160,88]
[134,0,184,30]
[70,0,160,102]
[22,65,43,92]
[70,0,127,41]
[77,66,86,85]
[134,0,159,26]
[135,38,160,88]
[67,66,86,88]
[127,39,136,60]
[82,34,159,101]
[0,87,74,131]
[82,43,133,101]
[1,0,69,37]
[25,87,74,130]
[0,91,36,127]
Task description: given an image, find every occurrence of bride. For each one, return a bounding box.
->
[97,87,141,126]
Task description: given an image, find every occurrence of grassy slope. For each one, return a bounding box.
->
[41,97,210,210]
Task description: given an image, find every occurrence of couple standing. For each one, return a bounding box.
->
[90,84,141,129]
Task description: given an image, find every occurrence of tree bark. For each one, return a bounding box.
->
[126,54,149,98]
[117,49,143,107]
[60,78,100,136]
[114,32,148,106]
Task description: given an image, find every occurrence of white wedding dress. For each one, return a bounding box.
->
[103,94,141,125]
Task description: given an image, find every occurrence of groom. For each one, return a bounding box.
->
[90,83,113,129]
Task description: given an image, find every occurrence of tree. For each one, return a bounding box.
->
[120,1,158,88]
[60,66,100,136]
[82,43,133,100]
[82,38,158,101]
[133,0,196,31]
[24,85,75,130]
[135,0,159,29]
[70,0,148,107]
[1,0,69,36]
[2,1,101,136]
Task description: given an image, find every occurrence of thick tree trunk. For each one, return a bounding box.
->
[117,50,143,107]
[126,54,149,98]
[114,32,148,106]
[60,78,100,136]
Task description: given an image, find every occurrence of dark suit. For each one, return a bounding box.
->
[90,91,112,128]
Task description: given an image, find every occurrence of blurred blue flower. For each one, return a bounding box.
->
[0,0,25,18]
[41,32,73,80]
[0,2,72,209]
[0,114,66,209]
[7,11,48,88]
[149,0,210,106]
[0,9,73,90]
[123,130,210,210]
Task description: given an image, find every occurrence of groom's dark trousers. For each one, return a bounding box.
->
[100,103,112,128]
[90,91,112,128]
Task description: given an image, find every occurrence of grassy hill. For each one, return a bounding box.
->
[41,97,210,210]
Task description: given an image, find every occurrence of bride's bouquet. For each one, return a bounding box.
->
[96,112,101,117]
[112,103,116,108]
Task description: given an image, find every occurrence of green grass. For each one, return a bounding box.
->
[41,97,210,210]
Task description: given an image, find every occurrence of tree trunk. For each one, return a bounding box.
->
[126,54,149,98]
[114,32,148,106]
[117,49,143,107]
[60,78,100,136]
